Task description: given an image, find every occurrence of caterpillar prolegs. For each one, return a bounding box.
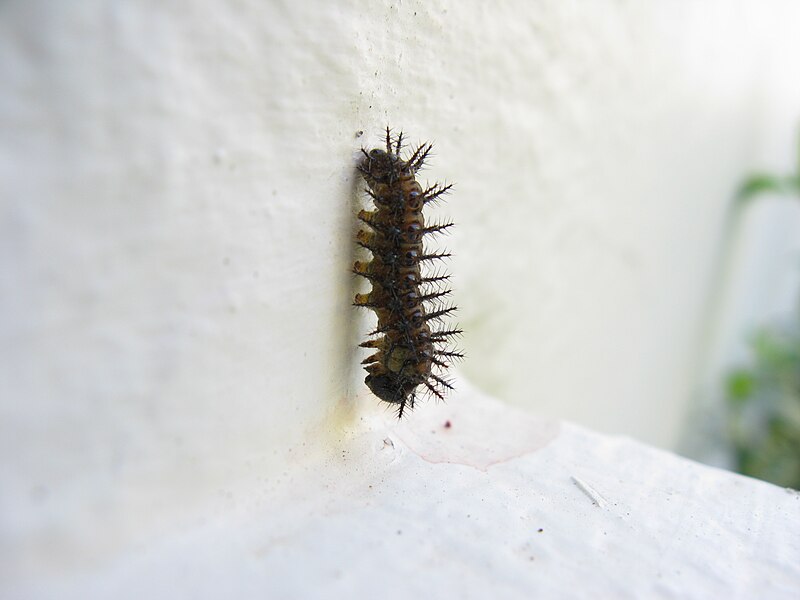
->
[354,128,463,417]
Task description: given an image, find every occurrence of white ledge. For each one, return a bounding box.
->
[10,381,799,599]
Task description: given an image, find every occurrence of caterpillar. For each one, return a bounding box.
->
[353,127,463,417]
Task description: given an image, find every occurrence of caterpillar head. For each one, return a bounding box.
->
[365,372,415,405]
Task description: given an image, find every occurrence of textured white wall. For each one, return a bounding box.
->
[2,0,800,583]
[685,23,800,460]
[449,4,800,451]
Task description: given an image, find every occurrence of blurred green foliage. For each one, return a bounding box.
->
[725,137,800,489]
[737,174,800,201]
[737,132,800,201]
[725,327,800,488]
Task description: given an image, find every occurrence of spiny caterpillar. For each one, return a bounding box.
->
[353,127,463,417]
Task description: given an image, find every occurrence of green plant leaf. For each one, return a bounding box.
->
[737,174,790,201]
[726,370,754,405]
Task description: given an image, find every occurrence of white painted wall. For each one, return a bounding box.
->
[684,23,800,461]
[449,4,800,450]
[2,0,800,589]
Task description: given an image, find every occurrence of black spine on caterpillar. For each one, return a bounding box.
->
[353,127,463,417]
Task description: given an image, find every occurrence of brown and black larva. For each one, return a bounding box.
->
[353,127,463,417]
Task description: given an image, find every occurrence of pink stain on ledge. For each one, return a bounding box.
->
[389,382,561,471]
